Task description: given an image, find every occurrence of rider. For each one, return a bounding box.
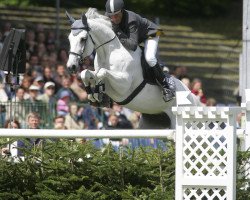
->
[105,0,175,101]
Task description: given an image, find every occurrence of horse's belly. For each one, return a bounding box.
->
[124,84,176,114]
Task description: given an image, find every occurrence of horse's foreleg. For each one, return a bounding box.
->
[80,70,97,102]
[95,68,131,96]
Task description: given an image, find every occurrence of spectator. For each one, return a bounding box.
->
[0,82,8,127]
[38,81,57,127]
[105,113,120,129]
[1,119,21,157]
[25,112,41,129]
[36,31,46,44]
[56,75,78,101]
[128,111,141,129]
[33,75,45,94]
[111,102,133,129]
[25,29,36,53]
[46,40,56,54]
[172,66,188,80]
[80,105,100,129]
[46,31,56,45]
[28,54,42,76]
[25,85,44,115]
[64,102,85,130]
[57,48,69,65]
[206,97,217,106]
[35,23,45,33]
[48,51,58,68]
[56,90,70,116]
[181,77,191,90]
[53,115,67,130]
[5,113,42,157]
[6,87,27,127]
[36,42,47,61]
[191,78,207,105]
[53,64,69,87]
[20,75,32,99]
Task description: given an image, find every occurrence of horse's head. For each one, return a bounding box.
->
[66,11,95,74]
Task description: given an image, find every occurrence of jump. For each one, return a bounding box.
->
[66,8,200,129]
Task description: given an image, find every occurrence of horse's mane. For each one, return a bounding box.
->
[85,8,112,29]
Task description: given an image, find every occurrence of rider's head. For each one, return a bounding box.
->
[105,0,124,25]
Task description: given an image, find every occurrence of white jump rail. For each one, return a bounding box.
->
[0,129,175,140]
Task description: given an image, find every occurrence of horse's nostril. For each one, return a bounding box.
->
[72,65,77,71]
[68,65,77,74]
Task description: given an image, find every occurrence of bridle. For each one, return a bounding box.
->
[68,26,116,59]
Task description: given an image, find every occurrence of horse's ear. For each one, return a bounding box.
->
[82,13,88,27]
[65,10,75,25]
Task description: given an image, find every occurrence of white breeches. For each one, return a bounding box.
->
[144,36,159,67]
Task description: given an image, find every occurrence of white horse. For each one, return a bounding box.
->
[66,8,199,129]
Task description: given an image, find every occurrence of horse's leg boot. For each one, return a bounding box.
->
[152,63,176,102]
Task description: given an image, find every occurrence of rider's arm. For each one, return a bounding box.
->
[113,21,138,51]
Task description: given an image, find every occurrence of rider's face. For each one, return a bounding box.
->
[109,10,123,25]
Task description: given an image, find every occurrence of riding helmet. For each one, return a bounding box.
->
[105,0,124,15]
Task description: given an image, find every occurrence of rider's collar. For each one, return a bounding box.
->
[71,20,90,36]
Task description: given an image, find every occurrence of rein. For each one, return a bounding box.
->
[95,35,116,50]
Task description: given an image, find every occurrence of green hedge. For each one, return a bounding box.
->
[0,139,249,199]
[0,140,175,199]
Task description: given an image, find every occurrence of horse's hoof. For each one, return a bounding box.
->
[93,93,102,102]
[88,94,96,102]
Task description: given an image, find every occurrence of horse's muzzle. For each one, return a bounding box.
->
[68,65,77,74]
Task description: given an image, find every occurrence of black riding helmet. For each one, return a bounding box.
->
[105,0,124,16]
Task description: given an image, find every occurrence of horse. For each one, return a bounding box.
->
[66,8,199,129]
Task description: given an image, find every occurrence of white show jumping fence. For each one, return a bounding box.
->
[0,90,250,200]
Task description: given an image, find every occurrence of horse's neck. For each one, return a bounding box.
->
[93,35,121,67]
[89,20,120,66]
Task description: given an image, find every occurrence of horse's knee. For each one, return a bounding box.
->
[96,68,107,79]
[80,70,87,82]
[81,70,94,83]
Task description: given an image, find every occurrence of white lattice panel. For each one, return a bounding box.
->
[183,186,226,200]
[173,106,238,200]
[183,121,228,178]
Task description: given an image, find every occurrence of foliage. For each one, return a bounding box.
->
[0,139,175,199]
[0,0,29,7]
[0,0,235,17]
[0,139,250,198]
[236,149,250,200]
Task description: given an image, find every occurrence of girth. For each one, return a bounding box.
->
[115,80,147,106]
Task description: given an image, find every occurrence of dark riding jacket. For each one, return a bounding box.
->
[113,10,161,51]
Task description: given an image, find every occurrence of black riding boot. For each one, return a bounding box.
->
[152,63,176,102]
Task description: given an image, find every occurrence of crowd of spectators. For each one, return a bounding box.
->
[0,21,139,131]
